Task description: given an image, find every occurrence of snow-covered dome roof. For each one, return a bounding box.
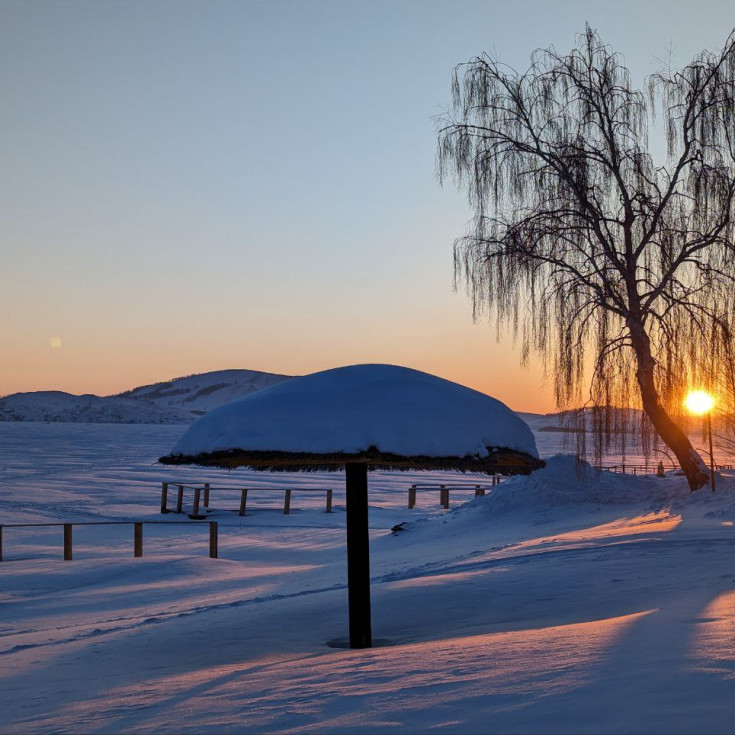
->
[163,364,539,469]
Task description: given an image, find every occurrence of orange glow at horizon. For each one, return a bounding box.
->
[0,350,556,414]
[0,317,559,413]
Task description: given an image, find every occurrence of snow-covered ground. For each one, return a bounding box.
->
[2,423,735,733]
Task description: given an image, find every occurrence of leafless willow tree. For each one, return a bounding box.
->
[437,26,735,490]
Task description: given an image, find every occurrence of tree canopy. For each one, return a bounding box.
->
[438,26,735,488]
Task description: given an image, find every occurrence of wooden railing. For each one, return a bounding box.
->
[161,482,333,516]
[597,462,734,474]
[596,464,664,475]
[407,480,499,510]
[0,520,218,562]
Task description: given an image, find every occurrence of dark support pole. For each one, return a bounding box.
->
[63,524,73,561]
[134,522,143,557]
[209,522,218,559]
[708,413,717,493]
[345,461,372,649]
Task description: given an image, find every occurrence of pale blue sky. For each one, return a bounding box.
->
[2,0,733,409]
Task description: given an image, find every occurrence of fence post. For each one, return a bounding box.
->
[63,524,73,561]
[475,485,485,497]
[203,482,210,508]
[408,485,416,509]
[176,485,184,514]
[161,482,169,513]
[440,485,449,509]
[193,487,201,516]
[0,525,3,562]
[209,522,218,559]
[283,488,292,515]
[326,488,333,513]
[239,489,248,517]
[134,522,143,557]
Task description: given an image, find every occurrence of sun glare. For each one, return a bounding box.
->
[684,390,715,415]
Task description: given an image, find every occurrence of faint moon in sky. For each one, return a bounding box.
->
[50,337,62,349]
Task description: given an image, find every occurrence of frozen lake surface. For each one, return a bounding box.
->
[1,422,735,733]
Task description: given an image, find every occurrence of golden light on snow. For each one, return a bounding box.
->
[684,390,715,415]
[49,337,62,349]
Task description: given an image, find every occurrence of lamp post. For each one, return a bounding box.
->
[684,390,716,492]
[706,411,716,493]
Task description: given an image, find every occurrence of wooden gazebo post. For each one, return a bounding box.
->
[345,461,371,648]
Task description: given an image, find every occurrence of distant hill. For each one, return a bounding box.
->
[517,408,651,434]
[117,369,290,415]
[0,369,293,424]
[516,411,579,433]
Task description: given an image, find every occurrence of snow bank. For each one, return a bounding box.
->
[169,364,539,460]
[461,454,735,514]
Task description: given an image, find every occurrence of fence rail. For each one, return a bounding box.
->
[596,464,667,475]
[161,482,333,516]
[596,462,735,474]
[0,520,218,562]
[408,480,499,510]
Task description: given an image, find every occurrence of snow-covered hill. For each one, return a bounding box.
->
[0,369,293,424]
[0,391,193,424]
[118,369,291,415]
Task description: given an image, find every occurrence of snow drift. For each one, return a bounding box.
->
[460,454,735,514]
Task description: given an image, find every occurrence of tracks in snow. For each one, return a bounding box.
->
[2,532,733,657]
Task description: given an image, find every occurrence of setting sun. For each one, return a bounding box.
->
[684,390,715,415]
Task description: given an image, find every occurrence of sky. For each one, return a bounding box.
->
[1,0,734,412]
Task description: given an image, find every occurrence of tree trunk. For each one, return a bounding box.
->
[628,319,710,490]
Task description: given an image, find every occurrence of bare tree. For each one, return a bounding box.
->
[438,26,735,490]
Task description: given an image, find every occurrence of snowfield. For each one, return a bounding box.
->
[1,423,735,733]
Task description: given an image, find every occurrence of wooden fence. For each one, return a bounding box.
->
[407,480,499,510]
[161,482,333,516]
[597,464,666,475]
[0,520,218,562]
[597,462,735,474]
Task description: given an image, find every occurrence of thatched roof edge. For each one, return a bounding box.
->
[158,446,545,475]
